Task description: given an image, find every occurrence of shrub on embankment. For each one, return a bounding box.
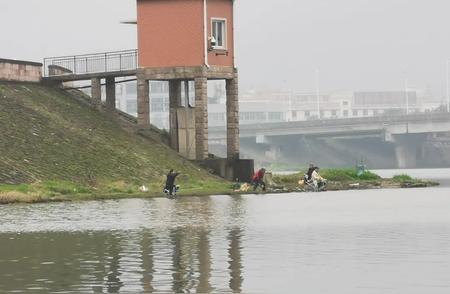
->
[0,82,227,199]
[272,168,438,191]
[273,168,381,184]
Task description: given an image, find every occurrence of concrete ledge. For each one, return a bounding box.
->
[137,66,236,80]
[0,58,43,67]
[0,58,42,83]
[197,158,254,182]
[43,69,137,82]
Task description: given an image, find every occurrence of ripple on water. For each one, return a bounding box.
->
[1,188,450,293]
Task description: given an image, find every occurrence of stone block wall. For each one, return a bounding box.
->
[0,59,42,83]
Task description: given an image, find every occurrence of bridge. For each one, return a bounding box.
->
[210,113,450,168]
[41,51,450,168]
[42,49,247,180]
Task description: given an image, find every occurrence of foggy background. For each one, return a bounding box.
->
[1,0,450,97]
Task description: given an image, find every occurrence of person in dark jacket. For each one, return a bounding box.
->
[164,169,180,196]
[252,168,266,191]
[305,163,316,182]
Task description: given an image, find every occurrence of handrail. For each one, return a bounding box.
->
[43,49,138,77]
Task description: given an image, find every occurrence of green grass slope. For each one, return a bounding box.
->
[0,82,228,198]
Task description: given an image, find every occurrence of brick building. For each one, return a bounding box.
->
[135,0,239,161]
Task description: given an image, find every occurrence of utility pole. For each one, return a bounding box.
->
[404,78,409,115]
[315,68,321,119]
[446,60,450,113]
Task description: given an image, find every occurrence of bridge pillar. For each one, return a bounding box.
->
[91,78,102,110]
[137,78,150,128]
[226,72,240,160]
[195,76,208,160]
[105,77,116,111]
[169,80,182,150]
[392,134,426,169]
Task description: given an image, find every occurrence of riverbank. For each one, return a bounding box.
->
[272,169,439,192]
[0,169,440,204]
[0,82,230,204]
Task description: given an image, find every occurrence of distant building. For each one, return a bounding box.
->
[111,83,444,129]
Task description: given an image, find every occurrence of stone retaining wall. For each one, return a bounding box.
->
[0,59,42,83]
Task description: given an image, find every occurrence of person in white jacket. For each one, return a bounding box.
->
[311,167,327,191]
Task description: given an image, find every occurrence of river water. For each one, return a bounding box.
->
[1,169,450,293]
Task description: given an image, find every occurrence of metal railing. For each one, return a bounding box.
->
[43,49,138,77]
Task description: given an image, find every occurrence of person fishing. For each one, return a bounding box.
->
[305,163,316,182]
[252,168,266,191]
[164,169,180,196]
[311,167,327,191]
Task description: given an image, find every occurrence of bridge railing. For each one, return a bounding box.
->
[43,49,138,77]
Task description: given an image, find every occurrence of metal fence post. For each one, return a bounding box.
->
[135,50,138,68]
[105,53,108,72]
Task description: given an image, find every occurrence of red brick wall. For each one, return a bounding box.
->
[137,0,204,68]
[137,0,234,68]
[207,0,234,67]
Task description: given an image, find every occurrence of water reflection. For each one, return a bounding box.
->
[140,232,154,293]
[0,196,247,293]
[2,183,450,293]
[228,229,243,293]
[0,228,246,293]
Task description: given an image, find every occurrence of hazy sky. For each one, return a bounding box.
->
[2,0,450,98]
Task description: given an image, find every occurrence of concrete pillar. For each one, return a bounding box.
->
[105,77,116,111]
[393,134,425,169]
[194,77,208,160]
[169,80,182,150]
[91,78,102,110]
[226,74,240,160]
[137,78,150,128]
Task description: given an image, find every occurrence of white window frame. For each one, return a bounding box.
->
[211,17,227,50]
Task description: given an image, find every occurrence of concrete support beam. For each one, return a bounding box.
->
[195,77,208,160]
[393,134,426,169]
[105,77,116,111]
[226,73,240,160]
[91,78,102,110]
[137,78,150,128]
[169,80,182,151]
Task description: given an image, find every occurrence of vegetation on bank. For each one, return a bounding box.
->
[273,168,439,191]
[0,82,230,204]
[0,168,440,204]
[0,82,439,204]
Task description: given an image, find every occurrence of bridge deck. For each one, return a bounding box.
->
[43,49,138,81]
[43,69,138,82]
[209,113,450,139]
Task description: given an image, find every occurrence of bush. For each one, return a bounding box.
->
[321,169,381,181]
[0,184,31,193]
[40,181,92,195]
[392,174,413,182]
[273,168,381,184]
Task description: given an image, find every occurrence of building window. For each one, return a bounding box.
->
[212,18,227,49]
[126,100,137,114]
[343,110,349,117]
[268,112,283,121]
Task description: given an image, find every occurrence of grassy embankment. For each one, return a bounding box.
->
[0,82,439,204]
[0,82,231,204]
[273,168,439,191]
